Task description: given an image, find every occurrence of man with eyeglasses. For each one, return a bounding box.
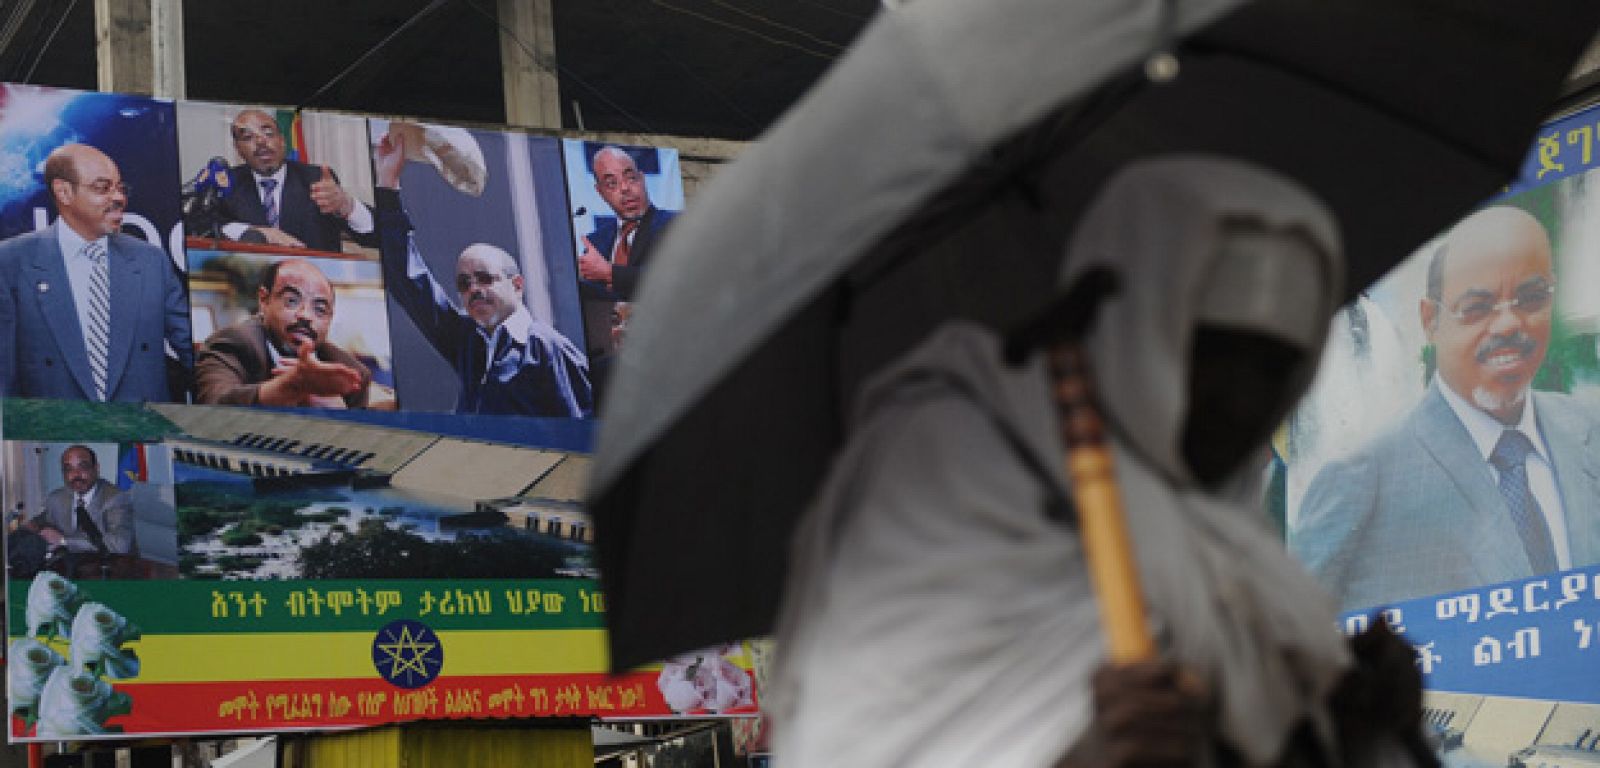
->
[576,146,678,375]
[0,143,192,402]
[372,130,592,417]
[194,257,370,408]
[25,445,138,579]
[1296,205,1600,612]
[207,109,378,253]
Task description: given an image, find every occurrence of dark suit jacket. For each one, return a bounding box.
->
[585,205,677,300]
[195,316,371,407]
[0,223,193,401]
[216,161,378,252]
[34,479,137,556]
[580,206,677,357]
[376,188,592,417]
[1294,383,1600,611]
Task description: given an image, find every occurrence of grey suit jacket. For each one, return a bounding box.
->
[1293,382,1600,612]
[0,222,193,401]
[33,479,137,556]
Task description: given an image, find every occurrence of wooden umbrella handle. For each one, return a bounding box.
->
[1047,343,1155,663]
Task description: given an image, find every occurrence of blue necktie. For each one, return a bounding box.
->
[260,178,279,227]
[1489,430,1559,573]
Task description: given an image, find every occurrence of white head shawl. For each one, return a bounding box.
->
[773,156,1360,767]
[1063,156,1352,764]
[1061,155,1342,484]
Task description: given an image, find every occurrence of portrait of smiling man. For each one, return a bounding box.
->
[194,257,370,408]
[1294,205,1600,611]
[0,143,193,402]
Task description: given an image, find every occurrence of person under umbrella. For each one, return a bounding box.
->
[587,0,1600,674]
[769,157,1432,767]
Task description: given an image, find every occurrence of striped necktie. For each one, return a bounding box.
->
[83,239,111,401]
[260,178,279,227]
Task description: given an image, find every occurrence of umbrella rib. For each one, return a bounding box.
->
[846,70,1147,292]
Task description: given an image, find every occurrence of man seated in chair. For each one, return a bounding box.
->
[26,445,139,579]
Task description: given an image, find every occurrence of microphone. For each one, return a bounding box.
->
[182,157,232,200]
[184,157,233,237]
[206,157,232,200]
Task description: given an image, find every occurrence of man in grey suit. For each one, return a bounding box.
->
[0,143,193,402]
[1294,206,1600,611]
[27,445,138,579]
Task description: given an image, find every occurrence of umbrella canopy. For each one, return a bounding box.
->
[591,0,1600,670]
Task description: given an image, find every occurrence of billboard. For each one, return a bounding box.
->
[1283,101,1600,764]
[0,84,756,742]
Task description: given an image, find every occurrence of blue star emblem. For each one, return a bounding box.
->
[371,619,444,689]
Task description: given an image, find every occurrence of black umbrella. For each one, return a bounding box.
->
[590,0,1600,670]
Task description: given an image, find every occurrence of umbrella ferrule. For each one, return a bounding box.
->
[1146,0,1182,82]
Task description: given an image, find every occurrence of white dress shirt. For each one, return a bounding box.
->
[72,484,99,529]
[1437,376,1571,569]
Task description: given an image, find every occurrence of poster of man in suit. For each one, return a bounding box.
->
[2,441,178,581]
[0,86,191,403]
[1285,181,1600,614]
[175,103,379,256]
[178,104,398,410]
[561,140,684,407]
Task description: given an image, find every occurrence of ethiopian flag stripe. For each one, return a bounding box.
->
[17,630,750,684]
[27,629,612,683]
[12,672,760,739]
[8,579,610,634]
[4,576,762,741]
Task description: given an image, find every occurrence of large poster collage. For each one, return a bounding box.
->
[0,85,753,741]
[10,83,1600,754]
[1281,104,1600,764]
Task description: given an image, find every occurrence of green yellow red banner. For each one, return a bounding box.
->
[7,578,759,740]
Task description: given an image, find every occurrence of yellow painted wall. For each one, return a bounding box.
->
[292,725,593,767]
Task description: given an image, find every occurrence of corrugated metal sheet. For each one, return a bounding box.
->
[298,725,592,767]
[299,727,399,767]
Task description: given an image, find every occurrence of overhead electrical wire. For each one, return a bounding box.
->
[21,0,77,85]
[297,0,452,110]
[647,0,838,61]
[0,0,39,79]
[792,0,873,23]
[650,40,762,132]
[460,0,657,134]
[705,0,847,53]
